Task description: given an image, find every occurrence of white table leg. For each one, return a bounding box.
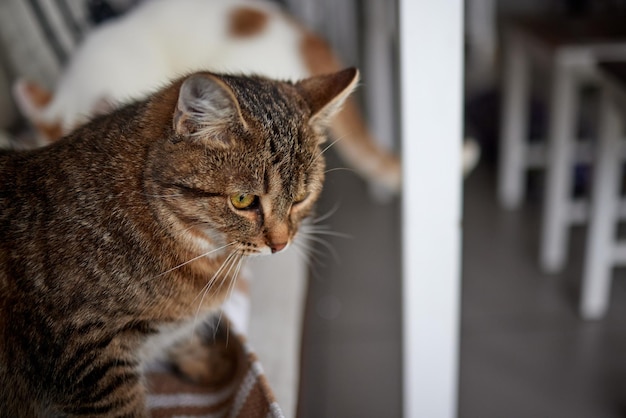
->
[498,31,530,209]
[580,91,622,320]
[540,62,578,273]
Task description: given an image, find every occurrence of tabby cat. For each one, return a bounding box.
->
[0,67,358,416]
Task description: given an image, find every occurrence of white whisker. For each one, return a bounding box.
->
[293,236,327,266]
[229,258,245,301]
[191,251,236,305]
[221,256,245,346]
[300,234,340,263]
[292,239,329,279]
[324,167,357,175]
[214,253,240,297]
[213,254,243,340]
[192,251,239,333]
[291,240,316,265]
[304,223,330,230]
[311,204,341,224]
[303,228,353,240]
[153,241,236,279]
[308,136,346,169]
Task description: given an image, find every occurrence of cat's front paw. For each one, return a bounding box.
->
[168,331,239,388]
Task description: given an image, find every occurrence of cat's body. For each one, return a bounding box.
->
[0,68,358,417]
[14,0,401,194]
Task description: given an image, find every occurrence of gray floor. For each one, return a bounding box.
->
[460,164,626,418]
[298,150,403,418]
[299,152,626,417]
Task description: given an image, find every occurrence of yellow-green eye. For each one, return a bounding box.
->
[230,193,256,210]
[294,191,309,204]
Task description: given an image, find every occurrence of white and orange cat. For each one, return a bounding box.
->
[13,0,402,194]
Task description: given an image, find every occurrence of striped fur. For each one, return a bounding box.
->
[0,69,357,417]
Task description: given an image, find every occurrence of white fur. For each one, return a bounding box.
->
[140,318,202,369]
[40,0,310,132]
[17,0,406,198]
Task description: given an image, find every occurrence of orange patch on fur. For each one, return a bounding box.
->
[299,31,403,193]
[24,81,52,108]
[36,121,63,143]
[300,32,341,76]
[229,7,268,37]
[235,276,249,294]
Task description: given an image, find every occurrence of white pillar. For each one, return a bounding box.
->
[399,1,463,417]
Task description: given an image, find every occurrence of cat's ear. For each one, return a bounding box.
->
[296,67,359,128]
[173,74,245,142]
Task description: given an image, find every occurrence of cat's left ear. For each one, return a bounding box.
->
[296,67,359,129]
[173,74,245,143]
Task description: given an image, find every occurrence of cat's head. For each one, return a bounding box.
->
[145,68,358,257]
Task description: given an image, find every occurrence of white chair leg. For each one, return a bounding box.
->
[498,32,529,209]
[540,63,578,273]
[580,91,622,320]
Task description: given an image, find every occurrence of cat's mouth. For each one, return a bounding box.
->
[236,241,287,257]
[190,228,290,258]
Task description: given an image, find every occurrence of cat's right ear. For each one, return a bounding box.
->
[296,67,359,132]
[173,74,245,143]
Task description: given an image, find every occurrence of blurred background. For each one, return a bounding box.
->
[295,0,626,416]
[302,0,626,416]
[3,0,626,417]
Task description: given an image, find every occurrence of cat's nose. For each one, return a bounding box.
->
[270,242,287,253]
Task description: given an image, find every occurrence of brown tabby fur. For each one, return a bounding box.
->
[0,68,358,417]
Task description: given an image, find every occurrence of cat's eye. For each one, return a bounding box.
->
[294,191,309,204]
[230,193,257,210]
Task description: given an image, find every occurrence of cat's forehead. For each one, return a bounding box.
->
[232,141,315,188]
[199,75,322,189]
[227,79,318,172]
[221,75,309,138]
